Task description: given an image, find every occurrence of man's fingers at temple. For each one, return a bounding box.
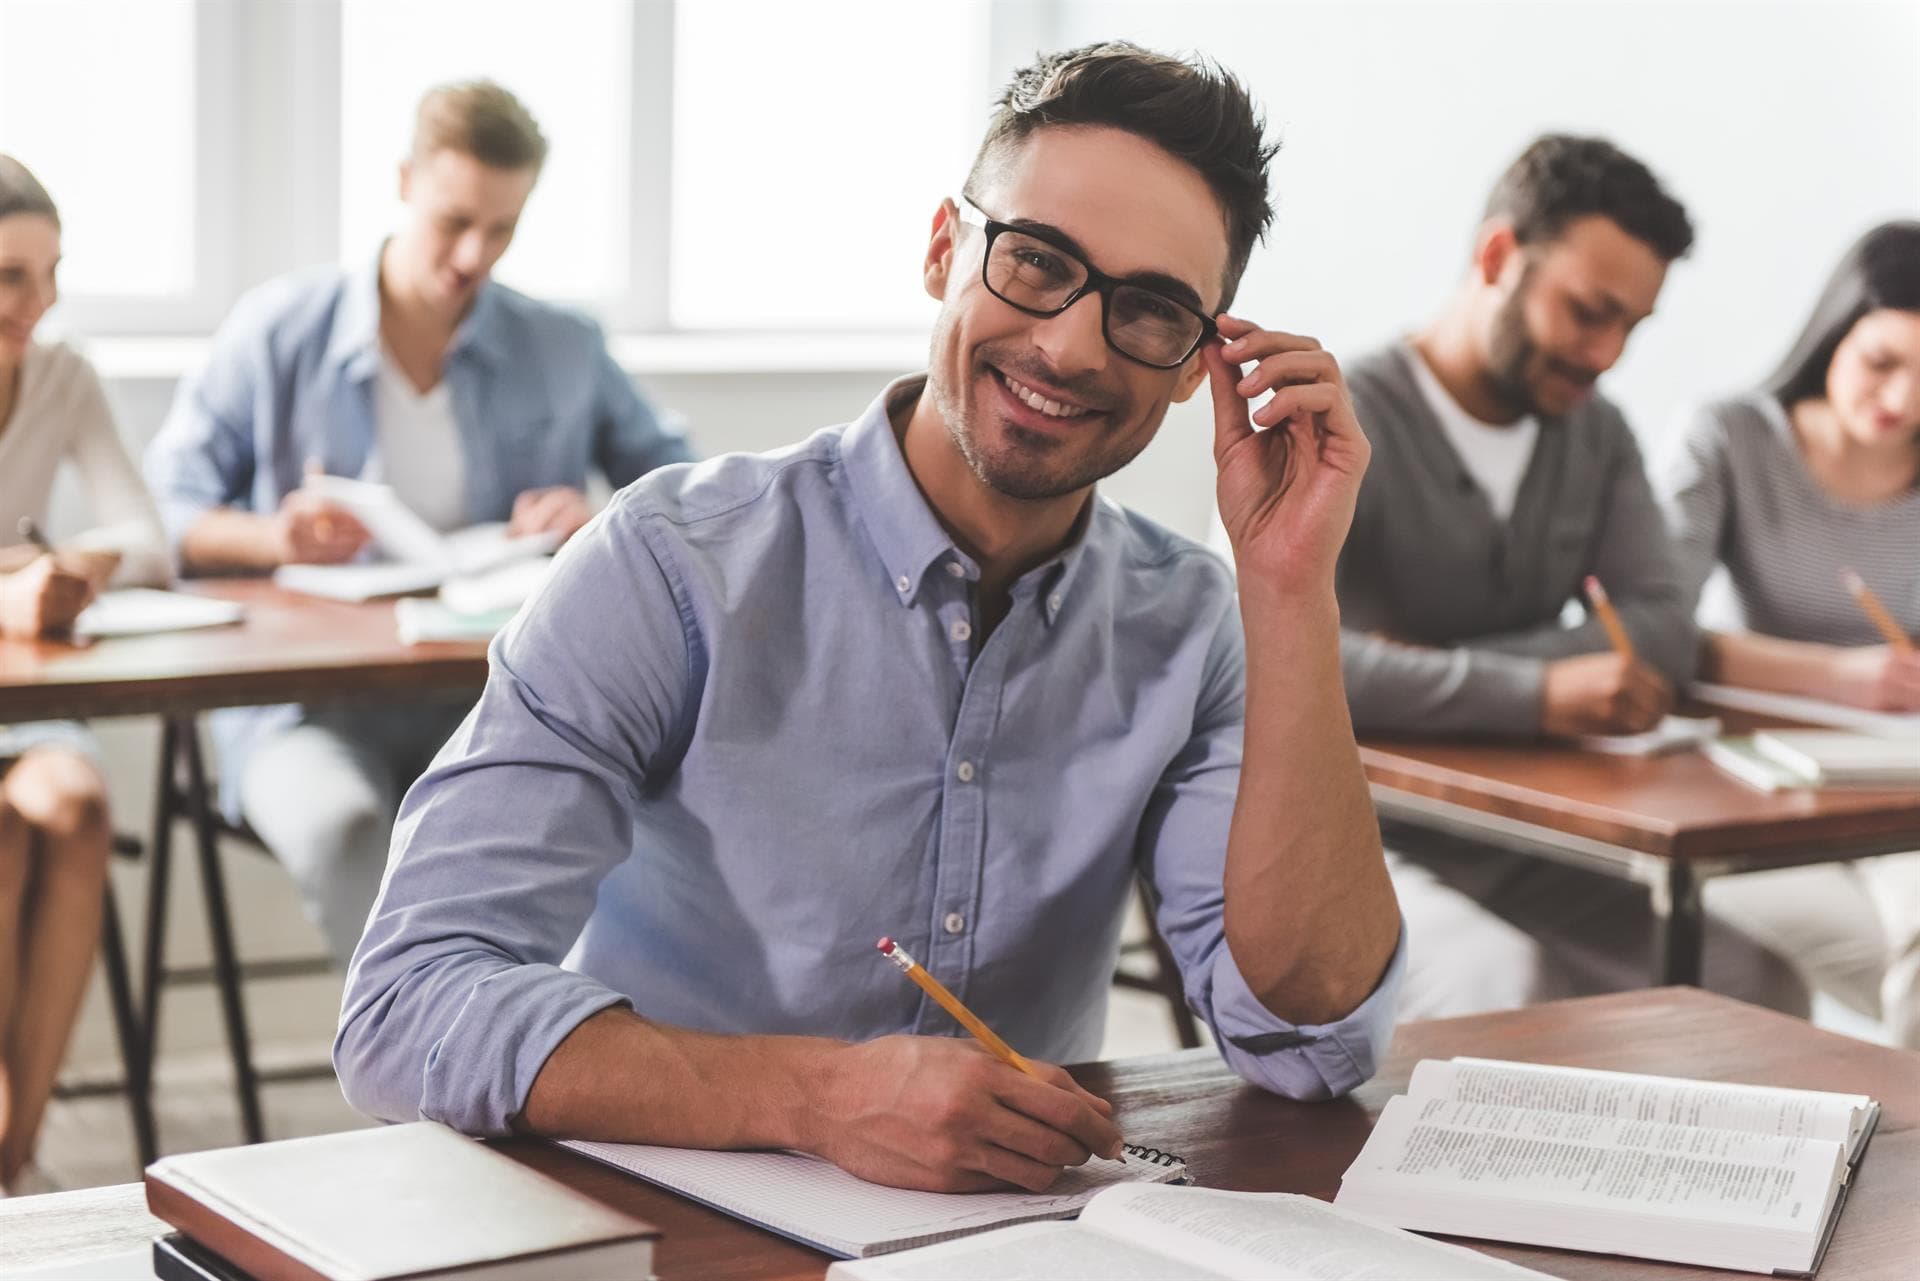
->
[1237,349,1344,397]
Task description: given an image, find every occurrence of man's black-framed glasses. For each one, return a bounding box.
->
[957,198,1217,369]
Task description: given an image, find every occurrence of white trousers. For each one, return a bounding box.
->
[1390,839,1812,1022]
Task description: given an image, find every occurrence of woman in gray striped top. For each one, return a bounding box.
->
[1665,220,1920,1047]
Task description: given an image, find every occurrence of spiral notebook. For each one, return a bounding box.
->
[561,1138,1189,1258]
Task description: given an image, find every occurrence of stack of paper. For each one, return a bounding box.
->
[74,589,246,638]
[1751,730,1920,788]
[273,477,559,602]
[1577,714,1721,756]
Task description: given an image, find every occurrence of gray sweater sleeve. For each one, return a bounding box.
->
[1661,403,1734,614]
[1339,629,1547,737]
[1461,417,1698,689]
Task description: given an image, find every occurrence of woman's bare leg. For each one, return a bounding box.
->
[0,749,110,1185]
[0,795,31,1187]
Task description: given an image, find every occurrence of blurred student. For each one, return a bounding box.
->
[1667,220,1920,1045]
[0,155,168,1194]
[144,81,694,965]
[1335,135,1803,1019]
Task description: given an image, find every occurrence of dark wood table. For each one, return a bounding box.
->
[7,989,1909,1279]
[0,579,491,723]
[1360,714,1920,985]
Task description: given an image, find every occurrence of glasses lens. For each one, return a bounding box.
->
[1109,285,1206,366]
[985,231,1086,312]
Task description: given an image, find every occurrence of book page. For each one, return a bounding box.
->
[1401,1097,1834,1165]
[1348,1096,1839,1229]
[1411,1058,1860,1143]
[1079,1185,1548,1280]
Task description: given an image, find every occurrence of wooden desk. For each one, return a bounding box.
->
[0,580,491,723]
[7,989,1913,1279]
[1361,717,1920,985]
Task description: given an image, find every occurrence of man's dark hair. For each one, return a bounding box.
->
[1485,134,1693,262]
[1766,220,1920,407]
[966,41,1277,309]
[0,155,59,228]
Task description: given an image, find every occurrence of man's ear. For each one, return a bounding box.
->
[1170,346,1212,403]
[924,198,960,302]
[1473,219,1522,288]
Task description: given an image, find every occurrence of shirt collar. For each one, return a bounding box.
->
[840,373,1096,623]
[322,242,508,383]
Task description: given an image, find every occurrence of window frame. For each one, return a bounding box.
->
[40,0,1043,340]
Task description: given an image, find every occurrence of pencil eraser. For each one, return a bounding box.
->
[877,937,895,955]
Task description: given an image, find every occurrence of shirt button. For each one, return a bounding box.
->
[945,561,966,578]
[895,574,911,593]
[943,912,966,935]
[955,760,975,783]
[950,619,972,642]
[1047,593,1063,613]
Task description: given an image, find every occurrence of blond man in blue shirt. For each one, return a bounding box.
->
[145,81,692,965]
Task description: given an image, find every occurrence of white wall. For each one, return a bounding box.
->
[1056,0,1920,517]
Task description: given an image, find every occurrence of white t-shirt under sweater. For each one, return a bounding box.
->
[1405,342,1539,523]
[369,348,467,534]
[0,339,169,585]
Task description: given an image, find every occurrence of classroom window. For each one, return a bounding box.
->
[667,0,989,329]
[0,0,197,298]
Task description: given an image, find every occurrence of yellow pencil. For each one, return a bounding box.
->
[877,936,1127,1162]
[878,937,1037,1075]
[1843,569,1914,652]
[1584,575,1636,661]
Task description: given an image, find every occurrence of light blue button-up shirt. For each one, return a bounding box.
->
[335,376,1404,1136]
[143,254,695,809]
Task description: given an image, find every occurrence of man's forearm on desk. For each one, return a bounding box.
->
[520,1007,833,1149]
[178,509,281,573]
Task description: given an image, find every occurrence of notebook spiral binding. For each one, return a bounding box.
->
[1123,1143,1184,1167]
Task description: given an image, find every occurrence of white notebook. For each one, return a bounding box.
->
[1576,714,1720,756]
[562,1139,1189,1258]
[1334,1057,1879,1277]
[73,588,246,638]
[1691,683,1920,739]
[1751,729,1920,787]
[828,1183,1550,1280]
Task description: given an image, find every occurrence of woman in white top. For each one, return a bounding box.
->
[1666,220,1920,1047]
[0,154,166,1192]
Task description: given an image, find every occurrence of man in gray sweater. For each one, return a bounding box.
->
[1340,135,1804,1018]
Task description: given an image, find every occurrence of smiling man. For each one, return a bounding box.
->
[144,81,692,968]
[1333,135,1803,1021]
[337,44,1403,1193]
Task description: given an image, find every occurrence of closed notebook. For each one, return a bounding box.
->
[145,1122,658,1281]
[562,1138,1189,1259]
[1750,729,1920,787]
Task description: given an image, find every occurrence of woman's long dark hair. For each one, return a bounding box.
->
[1765,220,1920,407]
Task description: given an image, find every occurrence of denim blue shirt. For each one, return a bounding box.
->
[335,376,1404,1136]
[143,255,695,810]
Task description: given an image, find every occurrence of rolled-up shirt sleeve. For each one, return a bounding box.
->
[334,497,696,1133]
[1136,598,1405,1100]
[143,313,269,551]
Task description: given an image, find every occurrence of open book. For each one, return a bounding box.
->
[1334,1057,1880,1277]
[827,1183,1549,1280]
[562,1139,1187,1259]
[273,477,558,602]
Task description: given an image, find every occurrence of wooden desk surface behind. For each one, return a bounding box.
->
[1361,714,1920,860]
[0,580,491,722]
[495,987,1920,1281]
